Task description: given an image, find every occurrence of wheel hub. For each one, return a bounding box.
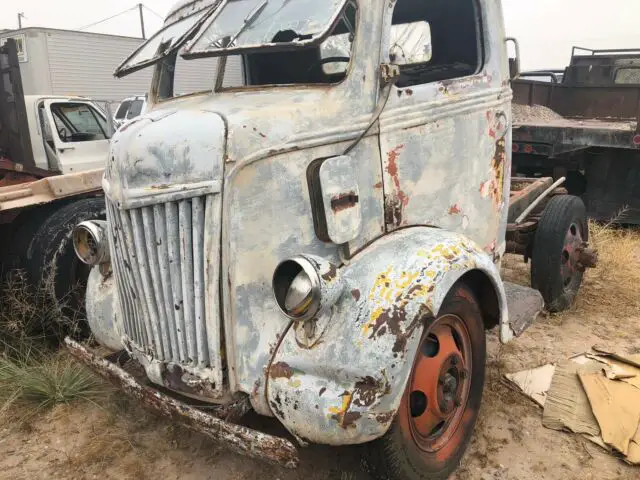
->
[437,355,465,414]
[561,222,585,289]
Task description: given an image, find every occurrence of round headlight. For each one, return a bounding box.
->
[73,220,110,266]
[273,257,321,321]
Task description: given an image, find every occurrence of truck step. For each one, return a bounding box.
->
[504,281,545,337]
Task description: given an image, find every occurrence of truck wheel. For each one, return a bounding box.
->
[366,284,486,480]
[25,197,106,312]
[531,195,587,312]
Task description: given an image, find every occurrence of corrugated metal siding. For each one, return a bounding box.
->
[45,30,244,102]
[46,31,152,102]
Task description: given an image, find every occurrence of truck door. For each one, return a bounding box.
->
[377,0,511,254]
[42,99,111,173]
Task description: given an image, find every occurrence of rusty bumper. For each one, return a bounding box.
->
[65,338,299,469]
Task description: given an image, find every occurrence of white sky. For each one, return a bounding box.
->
[1,0,639,70]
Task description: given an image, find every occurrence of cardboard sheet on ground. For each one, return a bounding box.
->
[504,364,556,407]
[542,359,601,436]
[505,351,640,465]
[579,372,640,456]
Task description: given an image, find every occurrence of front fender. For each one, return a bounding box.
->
[266,227,508,445]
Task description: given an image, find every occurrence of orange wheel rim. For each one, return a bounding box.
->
[404,314,472,453]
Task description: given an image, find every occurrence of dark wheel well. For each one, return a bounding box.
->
[458,269,500,330]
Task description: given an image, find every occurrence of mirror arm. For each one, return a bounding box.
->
[343,64,399,155]
[505,37,521,80]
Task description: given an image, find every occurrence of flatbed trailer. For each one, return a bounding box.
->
[512,47,640,224]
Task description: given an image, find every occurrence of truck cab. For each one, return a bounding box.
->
[71,0,549,477]
[26,95,111,174]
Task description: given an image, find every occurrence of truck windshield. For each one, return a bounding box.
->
[116,0,349,78]
[184,0,347,56]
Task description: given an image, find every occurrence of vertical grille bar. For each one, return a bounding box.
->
[106,202,135,341]
[142,207,172,360]
[178,200,197,365]
[113,203,150,347]
[127,210,164,357]
[154,204,180,363]
[204,194,223,382]
[191,196,209,367]
[166,201,187,362]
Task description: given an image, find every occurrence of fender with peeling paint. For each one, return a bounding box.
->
[266,227,508,445]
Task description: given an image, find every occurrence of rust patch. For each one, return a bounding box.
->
[330,192,359,212]
[270,362,294,380]
[448,204,462,215]
[480,138,506,210]
[367,304,421,354]
[406,88,413,96]
[341,412,362,428]
[375,411,395,424]
[374,181,383,189]
[385,145,409,227]
[351,289,361,301]
[352,375,391,407]
[321,263,337,282]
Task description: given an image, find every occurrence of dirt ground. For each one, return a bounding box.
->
[1,252,639,480]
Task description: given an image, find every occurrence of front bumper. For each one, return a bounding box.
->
[65,338,299,469]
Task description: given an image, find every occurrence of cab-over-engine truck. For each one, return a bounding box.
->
[67,1,596,478]
[0,38,110,307]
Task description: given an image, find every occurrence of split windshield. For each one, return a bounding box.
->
[115,0,350,79]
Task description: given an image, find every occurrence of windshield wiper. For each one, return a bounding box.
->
[210,0,269,48]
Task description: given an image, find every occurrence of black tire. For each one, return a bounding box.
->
[366,284,486,480]
[24,196,106,312]
[531,195,588,312]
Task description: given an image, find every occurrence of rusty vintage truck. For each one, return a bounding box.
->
[67,0,595,478]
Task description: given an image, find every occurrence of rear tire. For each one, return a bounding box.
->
[366,284,486,480]
[531,195,587,312]
[25,197,106,313]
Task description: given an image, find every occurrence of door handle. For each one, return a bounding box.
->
[58,146,76,152]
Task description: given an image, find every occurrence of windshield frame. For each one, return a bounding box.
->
[181,0,349,60]
[114,3,220,78]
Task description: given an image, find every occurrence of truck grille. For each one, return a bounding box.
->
[106,195,221,370]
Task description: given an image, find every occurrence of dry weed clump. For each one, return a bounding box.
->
[0,269,103,419]
[573,221,640,317]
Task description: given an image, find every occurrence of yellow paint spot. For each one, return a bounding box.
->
[328,392,352,415]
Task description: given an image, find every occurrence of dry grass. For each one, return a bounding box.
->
[573,221,640,317]
[0,269,104,421]
[501,221,640,317]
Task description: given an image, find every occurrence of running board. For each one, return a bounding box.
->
[504,281,545,337]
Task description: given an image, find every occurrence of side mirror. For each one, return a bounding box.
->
[506,37,521,81]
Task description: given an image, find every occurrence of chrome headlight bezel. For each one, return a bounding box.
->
[73,220,110,266]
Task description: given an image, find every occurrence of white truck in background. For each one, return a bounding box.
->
[0,38,110,309]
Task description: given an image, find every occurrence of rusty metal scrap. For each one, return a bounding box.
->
[65,338,299,469]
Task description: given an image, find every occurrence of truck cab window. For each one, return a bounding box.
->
[243,2,357,86]
[126,99,144,119]
[114,100,131,120]
[50,103,110,142]
[390,0,482,87]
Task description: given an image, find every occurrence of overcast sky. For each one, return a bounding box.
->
[1,0,639,70]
